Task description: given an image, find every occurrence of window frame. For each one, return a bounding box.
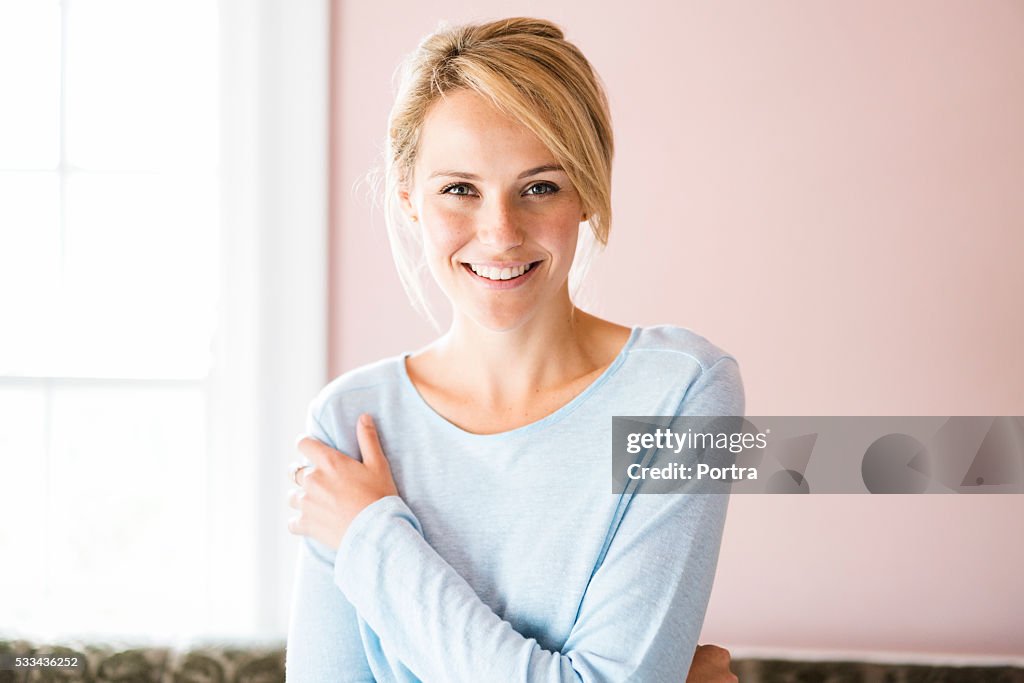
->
[209,0,329,638]
[0,0,329,641]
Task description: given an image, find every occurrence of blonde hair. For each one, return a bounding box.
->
[382,17,614,329]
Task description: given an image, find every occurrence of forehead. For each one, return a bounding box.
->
[415,89,555,176]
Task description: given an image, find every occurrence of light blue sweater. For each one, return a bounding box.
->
[285,325,744,682]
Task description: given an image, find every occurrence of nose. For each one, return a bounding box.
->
[475,196,524,250]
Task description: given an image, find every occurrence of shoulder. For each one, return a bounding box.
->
[629,325,744,416]
[630,324,740,373]
[306,354,405,425]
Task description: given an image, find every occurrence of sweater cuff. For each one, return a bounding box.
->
[332,495,421,594]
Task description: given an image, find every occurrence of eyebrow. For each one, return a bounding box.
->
[427,164,565,181]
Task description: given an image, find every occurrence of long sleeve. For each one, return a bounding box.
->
[331,356,744,682]
[285,400,375,682]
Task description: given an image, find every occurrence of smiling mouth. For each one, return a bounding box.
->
[461,260,543,282]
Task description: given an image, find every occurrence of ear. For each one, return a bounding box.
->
[398,185,418,223]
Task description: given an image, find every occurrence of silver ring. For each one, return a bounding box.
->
[291,463,308,486]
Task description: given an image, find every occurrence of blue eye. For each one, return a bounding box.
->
[526,182,559,196]
[439,182,560,199]
[440,183,476,198]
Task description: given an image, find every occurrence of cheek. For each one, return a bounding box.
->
[421,207,473,260]
[529,199,583,251]
[536,221,581,265]
[419,197,581,263]
[554,235,581,272]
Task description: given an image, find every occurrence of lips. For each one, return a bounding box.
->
[461,260,543,288]
[465,261,537,281]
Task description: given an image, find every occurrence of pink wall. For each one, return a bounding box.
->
[328,1,1024,658]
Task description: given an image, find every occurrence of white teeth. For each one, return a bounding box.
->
[468,263,532,281]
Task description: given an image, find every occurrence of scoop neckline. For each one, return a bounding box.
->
[397,325,642,441]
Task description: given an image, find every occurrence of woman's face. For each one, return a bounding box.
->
[400,88,586,332]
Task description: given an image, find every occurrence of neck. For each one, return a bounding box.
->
[435,296,600,410]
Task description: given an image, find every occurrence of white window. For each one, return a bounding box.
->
[0,0,328,642]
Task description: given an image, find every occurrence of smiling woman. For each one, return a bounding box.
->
[285,16,743,683]
[402,88,587,333]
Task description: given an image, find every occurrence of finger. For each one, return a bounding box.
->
[288,461,307,486]
[287,488,304,510]
[286,515,303,535]
[295,435,334,467]
[703,644,731,664]
[356,413,388,471]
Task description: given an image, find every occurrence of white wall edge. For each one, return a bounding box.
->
[213,0,329,641]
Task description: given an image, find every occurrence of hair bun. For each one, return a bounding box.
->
[418,17,565,65]
[487,17,565,41]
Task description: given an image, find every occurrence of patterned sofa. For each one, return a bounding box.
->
[1,638,1022,682]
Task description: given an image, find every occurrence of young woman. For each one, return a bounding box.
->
[285,17,743,682]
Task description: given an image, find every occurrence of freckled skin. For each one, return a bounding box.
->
[399,88,585,333]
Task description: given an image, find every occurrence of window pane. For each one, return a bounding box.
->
[59,172,220,379]
[0,384,48,630]
[0,172,61,375]
[41,382,208,639]
[66,0,218,171]
[0,0,60,169]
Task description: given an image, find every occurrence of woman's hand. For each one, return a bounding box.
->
[286,413,398,551]
[686,644,738,682]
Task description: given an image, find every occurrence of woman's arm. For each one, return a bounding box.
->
[330,357,744,682]
[285,537,375,682]
[284,405,375,682]
[335,489,728,681]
